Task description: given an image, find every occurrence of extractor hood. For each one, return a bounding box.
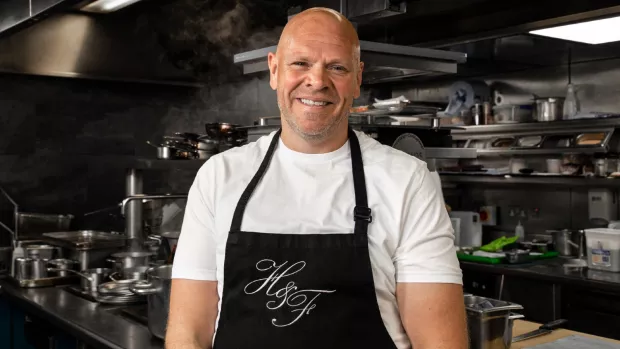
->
[233,41,467,84]
[233,0,467,84]
[0,0,145,39]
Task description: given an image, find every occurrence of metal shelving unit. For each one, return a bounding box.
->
[450,117,620,157]
[439,173,620,187]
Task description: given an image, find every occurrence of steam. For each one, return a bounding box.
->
[148,0,292,84]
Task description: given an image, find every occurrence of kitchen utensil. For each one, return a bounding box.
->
[492,104,534,123]
[512,319,568,342]
[98,279,139,296]
[519,241,551,254]
[110,266,150,281]
[505,250,530,264]
[535,97,565,122]
[509,158,527,173]
[491,138,516,148]
[517,136,543,148]
[576,132,606,146]
[47,258,78,277]
[157,146,173,159]
[51,267,112,292]
[465,295,524,349]
[546,159,562,174]
[24,244,57,260]
[109,251,155,270]
[196,137,219,151]
[129,264,173,339]
[548,229,582,257]
[31,258,48,279]
[595,158,610,177]
[14,257,34,280]
[258,116,280,126]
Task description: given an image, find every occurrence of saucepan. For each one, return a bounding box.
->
[15,257,49,280]
[49,267,112,292]
[47,258,79,277]
[108,251,155,271]
[146,141,196,160]
[110,266,150,281]
[130,265,173,339]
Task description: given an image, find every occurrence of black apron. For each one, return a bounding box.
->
[213,128,398,349]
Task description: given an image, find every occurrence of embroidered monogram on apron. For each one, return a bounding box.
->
[213,128,398,349]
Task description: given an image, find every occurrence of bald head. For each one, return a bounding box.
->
[267,7,364,151]
[277,8,361,66]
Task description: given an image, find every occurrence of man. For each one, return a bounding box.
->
[166,7,467,349]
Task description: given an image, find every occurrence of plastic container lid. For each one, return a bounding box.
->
[585,228,620,235]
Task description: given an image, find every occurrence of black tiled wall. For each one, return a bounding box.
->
[0,73,279,237]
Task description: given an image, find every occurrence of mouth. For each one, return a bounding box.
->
[296,98,333,107]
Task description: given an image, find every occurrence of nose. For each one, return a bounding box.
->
[305,65,329,91]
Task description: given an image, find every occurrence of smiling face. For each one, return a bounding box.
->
[268,9,363,145]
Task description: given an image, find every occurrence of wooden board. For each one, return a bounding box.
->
[512,320,620,348]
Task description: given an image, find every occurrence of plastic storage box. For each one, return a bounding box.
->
[584,228,620,272]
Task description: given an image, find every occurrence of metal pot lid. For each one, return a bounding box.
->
[48,258,78,266]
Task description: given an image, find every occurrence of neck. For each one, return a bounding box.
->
[280,122,349,154]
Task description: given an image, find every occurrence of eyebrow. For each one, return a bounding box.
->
[285,55,351,67]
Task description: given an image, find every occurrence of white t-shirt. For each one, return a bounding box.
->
[172,130,462,349]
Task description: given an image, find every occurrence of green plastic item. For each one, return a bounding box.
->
[480,236,519,252]
[457,251,560,265]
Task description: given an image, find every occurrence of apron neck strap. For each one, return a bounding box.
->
[229,128,372,236]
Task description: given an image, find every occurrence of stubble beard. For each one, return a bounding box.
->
[278,98,349,143]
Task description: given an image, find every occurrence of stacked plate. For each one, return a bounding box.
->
[95,280,145,305]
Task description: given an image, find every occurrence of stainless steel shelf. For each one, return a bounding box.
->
[131,158,206,170]
[426,147,477,159]
[474,147,608,157]
[439,173,620,187]
[451,117,620,138]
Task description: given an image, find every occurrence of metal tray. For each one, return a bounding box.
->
[9,274,80,288]
[42,231,127,250]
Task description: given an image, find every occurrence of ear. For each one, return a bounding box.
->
[268,51,278,91]
[354,61,364,99]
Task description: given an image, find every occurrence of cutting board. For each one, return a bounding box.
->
[457,251,559,264]
[512,320,620,349]
[523,335,620,348]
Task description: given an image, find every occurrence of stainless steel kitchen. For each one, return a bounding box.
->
[2,0,620,348]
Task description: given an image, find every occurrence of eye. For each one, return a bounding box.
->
[291,61,308,67]
[330,65,348,72]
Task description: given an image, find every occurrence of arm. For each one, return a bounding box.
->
[396,283,468,349]
[166,163,220,348]
[166,280,219,349]
[394,167,467,348]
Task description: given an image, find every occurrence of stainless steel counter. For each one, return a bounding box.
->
[461,257,620,292]
[0,279,163,349]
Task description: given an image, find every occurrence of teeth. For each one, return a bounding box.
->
[300,98,328,106]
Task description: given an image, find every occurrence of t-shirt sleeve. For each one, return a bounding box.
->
[171,163,218,281]
[393,167,462,284]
